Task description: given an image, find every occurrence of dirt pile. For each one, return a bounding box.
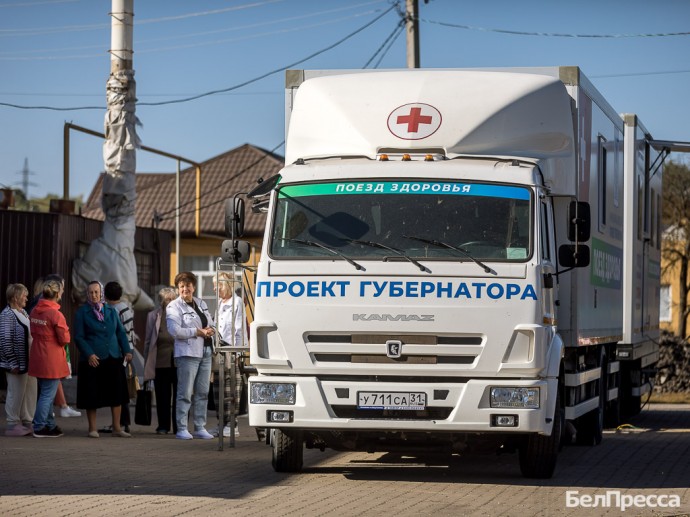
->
[654,334,690,393]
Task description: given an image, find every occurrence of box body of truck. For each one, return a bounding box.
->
[241,67,662,478]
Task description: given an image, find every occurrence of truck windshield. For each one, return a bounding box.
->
[270,180,532,262]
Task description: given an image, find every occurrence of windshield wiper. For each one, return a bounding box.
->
[346,239,430,273]
[278,238,365,271]
[403,235,496,275]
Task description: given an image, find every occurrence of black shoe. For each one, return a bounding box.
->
[98,425,113,433]
[155,428,169,435]
[33,426,63,438]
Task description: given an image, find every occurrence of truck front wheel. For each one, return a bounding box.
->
[518,389,562,479]
[272,429,304,472]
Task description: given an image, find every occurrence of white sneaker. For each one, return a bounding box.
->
[193,428,214,440]
[60,406,81,418]
[222,426,232,437]
[176,430,193,440]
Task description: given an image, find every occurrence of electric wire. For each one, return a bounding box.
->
[0,0,81,7]
[138,4,396,107]
[0,1,386,56]
[0,11,381,60]
[153,140,285,221]
[0,0,283,36]
[373,20,405,68]
[363,17,405,68]
[422,18,690,38]
[157,4,404,219]
[0,3,397,111]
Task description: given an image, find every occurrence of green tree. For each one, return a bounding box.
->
[662,161,690,338]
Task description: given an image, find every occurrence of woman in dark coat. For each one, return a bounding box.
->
[74,281,133,438]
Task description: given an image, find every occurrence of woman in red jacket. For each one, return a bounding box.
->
[28,279,71,438]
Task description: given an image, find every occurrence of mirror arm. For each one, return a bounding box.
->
[552,266,575,278]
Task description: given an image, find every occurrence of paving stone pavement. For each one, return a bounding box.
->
[1,403,689,516]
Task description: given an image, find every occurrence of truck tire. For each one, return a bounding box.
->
[576,349,606,446]
[272,429,304,472]
[519,390,562,479]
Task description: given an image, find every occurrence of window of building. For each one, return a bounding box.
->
[660,284,672,322]
[181,255,215,272]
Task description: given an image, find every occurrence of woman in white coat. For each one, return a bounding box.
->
[214,272,247,437]
[166,272,215,440]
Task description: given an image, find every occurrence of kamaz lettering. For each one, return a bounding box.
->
[256,280,537,300]
[353,314,435,322]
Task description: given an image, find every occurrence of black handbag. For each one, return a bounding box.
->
[134,381,152,426]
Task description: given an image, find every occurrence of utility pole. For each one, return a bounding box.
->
[406,0,420,68]
[72,0,153,310]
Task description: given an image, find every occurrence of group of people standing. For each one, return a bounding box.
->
[1,276,134,438]
[2,270,248,441]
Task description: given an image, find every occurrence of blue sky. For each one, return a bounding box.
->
[1,0,689,199]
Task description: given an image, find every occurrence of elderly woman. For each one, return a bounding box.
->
[166,271,215,440]
[1,283,37,436]
[74,281,133,438]
[213,272,248,437]
[28,279,70,438]
[143,286,178,435]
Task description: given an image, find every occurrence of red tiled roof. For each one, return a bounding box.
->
[82,143,283,237]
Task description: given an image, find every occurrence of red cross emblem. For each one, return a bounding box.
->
[387,103,442,141]
[396,107,433,133]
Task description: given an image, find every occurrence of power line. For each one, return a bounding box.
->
[0,3,397,111]
[138,4,397,107]
[0,1,385,57]
[363,17,405,68]
[592,70,690,78]
[0,11,380,60]
[373,21,405,68]
[155,141,285,221]
[422,18,690,38]
[0,0,283,36]
[0,0,81,8]
[134,12,382,57]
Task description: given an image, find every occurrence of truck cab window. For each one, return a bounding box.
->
[270,180,532,262]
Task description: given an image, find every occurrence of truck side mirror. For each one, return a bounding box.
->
[221,239,251,264]
[225,197,245,238]
[567,201,591,242]
[558,244,590,268]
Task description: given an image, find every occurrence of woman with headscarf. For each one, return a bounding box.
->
[74,280,133,438]
[1,283,37,436]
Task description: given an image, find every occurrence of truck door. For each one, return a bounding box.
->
[540,198,557,326]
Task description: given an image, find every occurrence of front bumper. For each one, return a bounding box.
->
[248,376,557,435]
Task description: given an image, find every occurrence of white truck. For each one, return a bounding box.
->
[225,67,667,478]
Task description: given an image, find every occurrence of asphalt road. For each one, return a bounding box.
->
[1,403,689,516]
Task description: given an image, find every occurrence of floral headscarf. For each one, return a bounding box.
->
[86,280,105,322]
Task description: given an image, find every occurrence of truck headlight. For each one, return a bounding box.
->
[490,387,539,409]
[250,382,296,405]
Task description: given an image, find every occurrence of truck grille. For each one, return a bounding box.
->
[331,406,453,420]
[307,333,483,366]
